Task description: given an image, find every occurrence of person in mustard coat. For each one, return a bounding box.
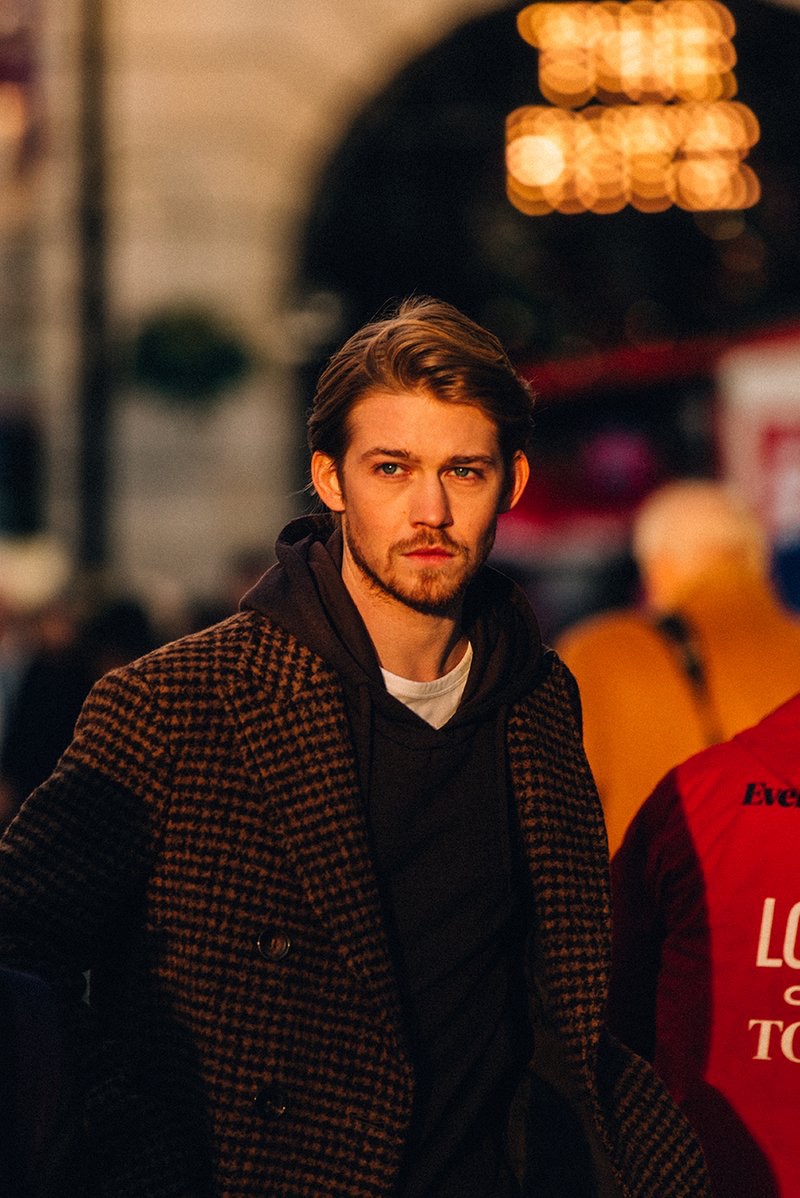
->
[556,479,800,857]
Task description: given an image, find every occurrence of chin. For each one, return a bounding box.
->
[395,576,471,616]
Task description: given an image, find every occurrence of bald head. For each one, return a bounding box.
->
[632,480,768,612]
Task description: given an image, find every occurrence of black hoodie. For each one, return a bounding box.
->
[242,515,545,1198]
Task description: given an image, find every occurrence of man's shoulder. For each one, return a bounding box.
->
[510,647,582,728]
[120,608,325,688]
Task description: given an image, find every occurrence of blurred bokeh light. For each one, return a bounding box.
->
[506,1,760,214]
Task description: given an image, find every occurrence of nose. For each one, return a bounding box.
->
[409,474,453,528]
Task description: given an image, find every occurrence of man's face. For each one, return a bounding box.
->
[311,388,529,618]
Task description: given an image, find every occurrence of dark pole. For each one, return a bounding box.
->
[76,0,109,571]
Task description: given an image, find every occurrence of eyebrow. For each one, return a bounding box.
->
[360,447,416,462]
[446,454,500,468]
[359,448,500,468]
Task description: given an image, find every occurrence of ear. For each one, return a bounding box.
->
[500,451,530,513]
[310,451,346,513]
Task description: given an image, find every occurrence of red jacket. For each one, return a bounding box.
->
[610,693,800,1197]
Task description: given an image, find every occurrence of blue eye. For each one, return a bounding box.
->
[377,462,401,475]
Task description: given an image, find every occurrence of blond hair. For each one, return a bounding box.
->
[633,480,768,607]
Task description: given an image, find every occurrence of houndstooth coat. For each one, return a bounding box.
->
[0,608,710,1198]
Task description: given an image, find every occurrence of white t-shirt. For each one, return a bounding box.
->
[380,643,473,729]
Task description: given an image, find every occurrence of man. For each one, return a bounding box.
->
[609,693,800,1197]
[0,298,709,1197]
[557,479,800,856]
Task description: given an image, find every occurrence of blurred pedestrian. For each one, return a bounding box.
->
[0,596,157,821]
[185,545,275,633]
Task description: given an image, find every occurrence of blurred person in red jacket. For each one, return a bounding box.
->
[609,694,800,1197]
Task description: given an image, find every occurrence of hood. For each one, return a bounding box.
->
[241,513,381,689]
[240,514,544,726]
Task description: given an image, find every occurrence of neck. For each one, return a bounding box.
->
[341,554,467,682]
[375,612,469,682]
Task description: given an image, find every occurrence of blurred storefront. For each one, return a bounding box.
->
[491,322,800,638]
[718,327,800,613]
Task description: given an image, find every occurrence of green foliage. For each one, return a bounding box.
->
[130,305,252,407]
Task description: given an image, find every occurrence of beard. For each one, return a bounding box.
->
[343,523,498,616]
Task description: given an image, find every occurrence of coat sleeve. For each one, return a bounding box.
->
[0,664,207,1197]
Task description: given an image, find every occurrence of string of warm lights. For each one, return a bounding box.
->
[507,0,760,214]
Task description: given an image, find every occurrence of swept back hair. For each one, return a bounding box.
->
[306,296,535,479]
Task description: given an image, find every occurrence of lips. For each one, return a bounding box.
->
[402,545,458,565]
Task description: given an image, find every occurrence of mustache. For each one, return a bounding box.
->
[394,532,466,555]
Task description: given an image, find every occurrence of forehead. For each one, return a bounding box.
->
[345,387,500,454]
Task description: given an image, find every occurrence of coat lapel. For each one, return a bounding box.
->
[220,618,407,1046]
[508,653,612,1087]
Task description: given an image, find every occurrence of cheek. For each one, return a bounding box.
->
[468,511,501,553]
[346,509,389,552]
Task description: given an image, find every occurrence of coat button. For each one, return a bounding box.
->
[257,928,291,960]
[254,1082,288,1120]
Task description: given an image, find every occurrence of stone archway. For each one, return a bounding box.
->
[296,0,800,362]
